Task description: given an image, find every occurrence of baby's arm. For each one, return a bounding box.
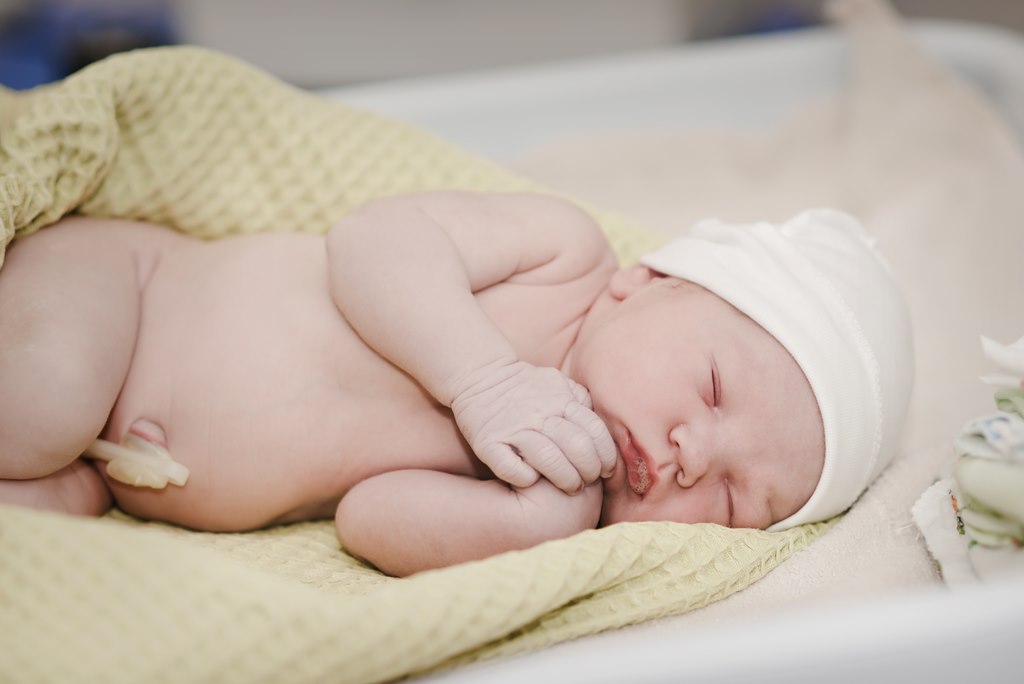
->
[336,469,601,576]
[327,191,618,494]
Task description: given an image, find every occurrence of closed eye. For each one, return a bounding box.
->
[725,481,734,528]
[711,359,721,407]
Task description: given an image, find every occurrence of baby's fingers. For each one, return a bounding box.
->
[478,442,540,489]
[569,378,593,410]
[542,416,602,485]
[564,402,617,477]
[513,431,585,495]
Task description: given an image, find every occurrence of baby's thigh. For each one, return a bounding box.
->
[0,219,148,477]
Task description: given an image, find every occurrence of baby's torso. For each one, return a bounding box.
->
[94,220,598,530]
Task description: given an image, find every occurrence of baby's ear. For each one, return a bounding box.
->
[608,265,659,300]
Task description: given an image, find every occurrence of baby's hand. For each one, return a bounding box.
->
[450,361,617,494]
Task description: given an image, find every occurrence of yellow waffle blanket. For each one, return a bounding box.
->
[0,47,829,683]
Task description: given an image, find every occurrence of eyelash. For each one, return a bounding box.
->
[711,362,721,407]
[725,482,734,527]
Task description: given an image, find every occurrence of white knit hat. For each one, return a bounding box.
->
[639,209,913,530]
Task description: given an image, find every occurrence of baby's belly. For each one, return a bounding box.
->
[103,233,481,530]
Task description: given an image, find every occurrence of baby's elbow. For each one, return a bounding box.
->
[537,196,618,278]
[335,491,441,577]
[333,497,365,562]
[335,498,401,576]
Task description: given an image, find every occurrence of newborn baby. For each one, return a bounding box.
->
[0,191,912,576]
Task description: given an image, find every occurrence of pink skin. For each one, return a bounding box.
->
[563,266,825,529]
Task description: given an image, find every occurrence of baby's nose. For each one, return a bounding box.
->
[670,423,711,488]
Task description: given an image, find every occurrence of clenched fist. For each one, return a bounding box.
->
[451,360,617,494]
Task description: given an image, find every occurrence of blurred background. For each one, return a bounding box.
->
[1,0,1022,90]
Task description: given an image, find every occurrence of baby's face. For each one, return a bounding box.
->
[567,269,824,529]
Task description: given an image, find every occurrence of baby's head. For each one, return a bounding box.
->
[569,209,913,530]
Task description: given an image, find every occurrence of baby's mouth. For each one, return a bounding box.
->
[621,432,654,496]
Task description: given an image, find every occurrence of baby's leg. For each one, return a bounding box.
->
[0,460,111,516]
[0,219,142,512]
